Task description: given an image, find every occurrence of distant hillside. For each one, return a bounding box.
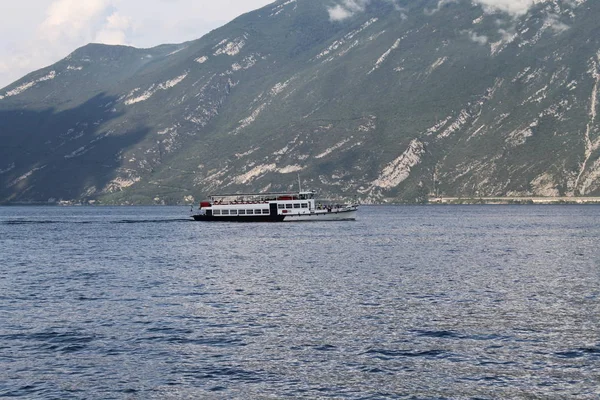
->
[1,0,599,204]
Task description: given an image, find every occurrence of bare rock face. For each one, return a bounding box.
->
[1,0,599,204]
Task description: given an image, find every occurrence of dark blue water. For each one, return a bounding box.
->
[1,205,599,399]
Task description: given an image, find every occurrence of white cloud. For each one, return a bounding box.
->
[94,12,132,45]
[37,0,133,48]
[426,0,541,17]
[328,5,354,21]
[343,0,371,12]
[473,0,538,16]
[39,0,114,42]
[544,13,570,33]
[0,0,129,89]
[328,0,371,21]
[464,30,489,44]
[328,0,406,22]
[0,0,273,89]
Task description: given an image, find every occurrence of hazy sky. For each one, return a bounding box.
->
[0,0,274,88]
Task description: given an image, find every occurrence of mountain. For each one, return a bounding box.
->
[1,0,599,204]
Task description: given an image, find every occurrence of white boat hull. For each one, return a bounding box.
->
[282,209,357,222]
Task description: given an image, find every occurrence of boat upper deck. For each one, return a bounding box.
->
[209,191,316,205]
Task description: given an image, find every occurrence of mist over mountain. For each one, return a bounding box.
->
[1,0,599,204]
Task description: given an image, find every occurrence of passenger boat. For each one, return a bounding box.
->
[191,190,358,222]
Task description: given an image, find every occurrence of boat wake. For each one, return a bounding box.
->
[2,219,191,225]
[2,220,85,225]
[111,219,192,224]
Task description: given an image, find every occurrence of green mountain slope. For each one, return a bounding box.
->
[1,0,599,204]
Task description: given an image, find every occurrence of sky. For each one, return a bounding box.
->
[0,0,548,89]
[0,0,274,88]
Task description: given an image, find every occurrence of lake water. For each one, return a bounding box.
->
[1,205,599,399]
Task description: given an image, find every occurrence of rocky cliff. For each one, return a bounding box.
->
[1,0,599,204]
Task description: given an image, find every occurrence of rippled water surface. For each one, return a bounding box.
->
[1,205,599,399]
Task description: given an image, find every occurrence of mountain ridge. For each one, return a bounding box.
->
[1,0,599,204]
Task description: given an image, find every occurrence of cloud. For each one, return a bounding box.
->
[425,0,459,16]
[464,30,489,45]
[328,0,370,21]
[0,0,274,89]
[328,4,354,21]
[95,12,132,45]
[0,0,132,89]
[473,0,537,16]
[327,0,405,22]
[426,0,538,17]
[39,0,130,46]
[544,13,570,33]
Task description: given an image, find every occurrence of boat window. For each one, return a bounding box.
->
[230,210,237,215]
[286,204,293,209]
[247,210,254,215]
[262,209,270,214]
[301,203,308,208]
[294,203,300,209]
[239,210,246,215]
[255,209,263,214]
[222,210,230,215]
[213,210,221,215]
[278,204,285,209]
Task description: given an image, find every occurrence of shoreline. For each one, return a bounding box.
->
[428,196,600,205]
[3,197,600,206]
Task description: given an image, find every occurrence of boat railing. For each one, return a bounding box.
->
[208,191,316,204]
[211,200,272,205]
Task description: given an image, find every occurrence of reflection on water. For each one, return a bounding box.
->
[1,205,599,399]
